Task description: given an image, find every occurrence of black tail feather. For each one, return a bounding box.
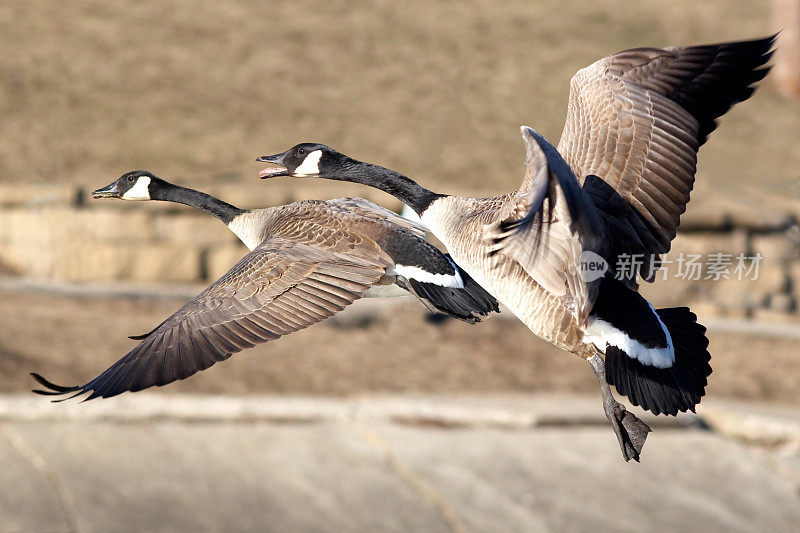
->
[605,307,711,416]
[403,260,499,324]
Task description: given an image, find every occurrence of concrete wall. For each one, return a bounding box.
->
[0,180,404,282]
[1,180,799,322]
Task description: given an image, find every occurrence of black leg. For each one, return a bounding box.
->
[588,354,651,462]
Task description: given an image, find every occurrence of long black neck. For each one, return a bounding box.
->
[335,159,444,216]
[152,181,244,224]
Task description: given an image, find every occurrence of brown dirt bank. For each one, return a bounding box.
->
[2,289,797,405]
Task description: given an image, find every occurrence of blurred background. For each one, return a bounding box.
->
[1,1,799,531]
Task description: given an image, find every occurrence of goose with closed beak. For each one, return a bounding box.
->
[31,171,497,400]
[258,35,775,460]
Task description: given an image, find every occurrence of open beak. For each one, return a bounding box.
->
[256,152,289,178]
[92,181,122,199]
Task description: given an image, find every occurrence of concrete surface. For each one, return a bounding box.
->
[1,394,798,533]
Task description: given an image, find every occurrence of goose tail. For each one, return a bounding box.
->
[604,307,712,416]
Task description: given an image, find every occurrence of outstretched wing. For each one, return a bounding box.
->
[557,35,774,273]
[486,126,603,323]
[33,235,391,400]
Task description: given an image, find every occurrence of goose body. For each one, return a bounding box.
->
[420,193,590,354]
[225,200,464,298]
[260,35,774,460]
[32,172,497,400]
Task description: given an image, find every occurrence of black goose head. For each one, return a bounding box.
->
[257,143,350,179]
[92,170,165,201]
[258,143,442,215]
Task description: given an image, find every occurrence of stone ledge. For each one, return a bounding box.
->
[0,183,78,207]
[678,180,800,232]
[0,393,696,429]
[0,180,410,211]
[5,394,798,450]
[700,401,800,450]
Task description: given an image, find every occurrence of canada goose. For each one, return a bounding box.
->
[31,171,498,400]
[258,36,774,461]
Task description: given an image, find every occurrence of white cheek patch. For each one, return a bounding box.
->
[294,150,322,176]
[121,176,152,201]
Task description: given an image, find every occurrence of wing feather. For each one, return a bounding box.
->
[557,35,774,266]
[32,235,390,400]
[486,127,604,324]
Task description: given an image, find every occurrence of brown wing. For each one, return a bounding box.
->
[32,235,391,400]
[486,127,603,323]
[557,36,774,260]
[326,197,428,237]
[324,198,499,322]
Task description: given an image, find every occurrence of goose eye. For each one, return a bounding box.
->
[298,148,306,155]
[128,176,135,182]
